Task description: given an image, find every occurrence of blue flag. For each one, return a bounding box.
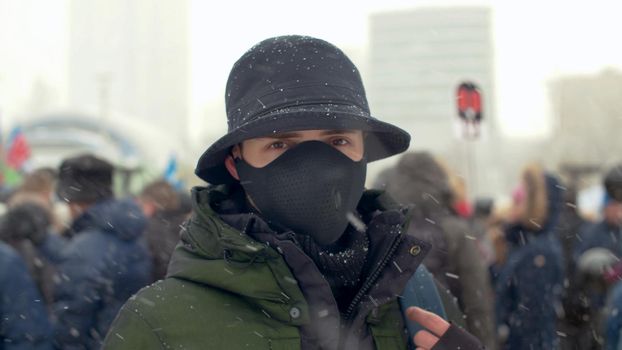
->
[163,154,184,190]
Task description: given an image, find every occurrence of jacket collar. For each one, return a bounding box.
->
[166,185,430,327]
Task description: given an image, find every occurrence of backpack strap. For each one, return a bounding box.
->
[400,265,448,343]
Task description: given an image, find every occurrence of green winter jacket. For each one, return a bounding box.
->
[102,185,431,350]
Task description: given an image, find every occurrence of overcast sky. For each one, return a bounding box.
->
[189,0,622,140]
[1,0,621,142]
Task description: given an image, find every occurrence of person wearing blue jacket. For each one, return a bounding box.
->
[585,164,622,350]
[495,163,565,350]
[52,154,152,350]
[0,202,62,306]
[0,241,53,350]
[577,165,622,259]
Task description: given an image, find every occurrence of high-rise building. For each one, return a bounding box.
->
[68,0,189,145]
[368,7,499,196]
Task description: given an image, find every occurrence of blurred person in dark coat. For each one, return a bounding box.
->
[495,163,564,350]
[470,198,497,268]
[0,202,57,306]
[384,151,497,349]
[7,168,67,262]
[568,164,622,349]
[138,179,191,281]
[602,260,622,350]
[0,240,53,350]
[0,170,68,330]
[556,185,594,350]
[577,165,622,258]
[557,186,589,271]
[52,154,152,350]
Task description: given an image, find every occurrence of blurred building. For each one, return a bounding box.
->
[20,111,197,194]
[68,0,189,145]
[367,7,501,197]
[549,68,622,179]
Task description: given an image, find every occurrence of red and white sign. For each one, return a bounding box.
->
[456,82,483,139]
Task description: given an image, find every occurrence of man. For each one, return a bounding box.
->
[103,35,482,349]
[52,154,152,350]
[138,179,191,281]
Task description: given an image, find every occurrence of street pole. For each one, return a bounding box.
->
[456,81,483,200]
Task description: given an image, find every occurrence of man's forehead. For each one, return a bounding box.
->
[249,129,362,140]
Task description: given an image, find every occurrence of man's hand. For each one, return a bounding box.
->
[406,306,485,350]
[406,307,450,349]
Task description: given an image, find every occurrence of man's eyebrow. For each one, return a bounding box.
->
[319,129,359,136]
[260,130,359,139]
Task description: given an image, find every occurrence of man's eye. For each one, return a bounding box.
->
[332,138,349,146]
[269,141,287,149]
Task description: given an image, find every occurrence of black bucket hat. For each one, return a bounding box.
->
[195,35,411,184]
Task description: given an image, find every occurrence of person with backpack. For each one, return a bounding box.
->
[102,35,483,349]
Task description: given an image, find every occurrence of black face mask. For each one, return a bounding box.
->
[235,141,367,245]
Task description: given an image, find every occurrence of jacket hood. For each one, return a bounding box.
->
[70,198,147,241]
[506,172,563,244]
[385,151,453,218]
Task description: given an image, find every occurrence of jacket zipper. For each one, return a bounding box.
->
[343,233,404,321]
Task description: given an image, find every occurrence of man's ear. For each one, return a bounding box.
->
[225,155,240,181]
[225,156,240,181]
[225,145,242,180]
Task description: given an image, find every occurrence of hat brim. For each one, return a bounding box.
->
[195,104,411,184]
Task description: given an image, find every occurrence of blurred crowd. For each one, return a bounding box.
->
[0,154,191,350]
[2,150,622,349]
[375,152,622,350]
